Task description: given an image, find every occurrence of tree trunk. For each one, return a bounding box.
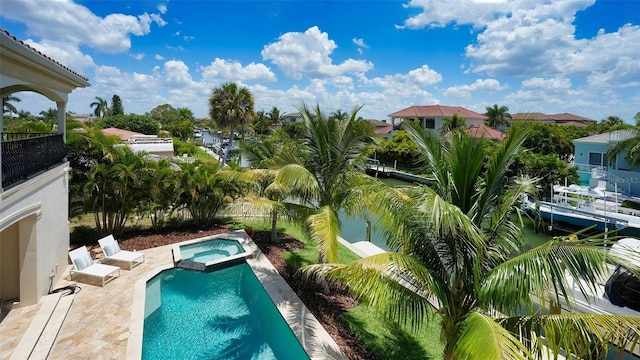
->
[270,209,279,243]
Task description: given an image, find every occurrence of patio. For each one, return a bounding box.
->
[0,231,345,360]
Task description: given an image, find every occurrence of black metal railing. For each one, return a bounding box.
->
[2,133,67,188]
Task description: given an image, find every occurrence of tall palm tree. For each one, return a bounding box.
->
[271,103,376,262]
[485,104,512,129]
[2,95,21,116]
[209,82,255,161]
[440,113,466,134]
[305,122,640,359]
[90,97,109,118]
[330,109,348,121]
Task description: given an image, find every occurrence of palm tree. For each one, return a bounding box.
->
[330,109,348,121]
[305,122,640,359]
[270,103,376,262]
[2,95,21,116]
[440,113,466,134]
[606,116,640,167]
[90,97,109,118]
[485,104,512,129]
[252,110,271,136]
[209,82,255,161]
[267,106,285,129]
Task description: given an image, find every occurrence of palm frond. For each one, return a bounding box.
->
[480,237,616,315]
[308,205,341,263]
[302,252,436,329]
[452,312,534,360]
[499,313,640,359]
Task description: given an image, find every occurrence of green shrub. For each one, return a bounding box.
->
[70,225,99,245]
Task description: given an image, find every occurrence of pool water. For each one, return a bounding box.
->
[179,238,245,263]
[142,263,309,359]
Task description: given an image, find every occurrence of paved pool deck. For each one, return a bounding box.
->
[0,230,346,360]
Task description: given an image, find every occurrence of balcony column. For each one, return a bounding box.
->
[56,101,66,141]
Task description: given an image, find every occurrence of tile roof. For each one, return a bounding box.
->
[388,105,487,120]
[101,127,143,140]
[1,28,89,82]
[512,112,595,123]
[465,125,505,140]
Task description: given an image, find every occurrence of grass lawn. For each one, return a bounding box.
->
[237,217,444,360]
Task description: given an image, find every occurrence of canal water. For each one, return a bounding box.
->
[339,177,553,251]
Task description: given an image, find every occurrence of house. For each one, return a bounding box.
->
[281,112,302,125]
[1,29,90,306]
[445,124,505,141]
[101,127,174,158]
[511,112,596,127]
[573,130,640,196]
[388,105,487,133]
[367,119,393,140]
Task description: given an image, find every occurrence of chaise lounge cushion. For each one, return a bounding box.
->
[73,251,94,271]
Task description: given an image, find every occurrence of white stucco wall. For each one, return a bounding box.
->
[0,163,70,305]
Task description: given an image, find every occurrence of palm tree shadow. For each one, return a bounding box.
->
[342,312,435,360]
[197,314,275,359]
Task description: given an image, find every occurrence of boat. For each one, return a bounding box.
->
[550,238,640,359]
[523,184,640,237]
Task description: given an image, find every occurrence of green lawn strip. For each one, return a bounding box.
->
[235,217,441,360]
[343,305,443,360]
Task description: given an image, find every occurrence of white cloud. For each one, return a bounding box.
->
[407,65,442,85]
[200,58,277,82]
[0,0,166,54]
[158,4,167,14]
[131,53,145,60]
[155,54,165,60]
[444,78,506,99]
[183,35,196,41]
[261,26,373,80]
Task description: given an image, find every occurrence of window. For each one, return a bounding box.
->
[425,118,435,129]
[588,152,603,166]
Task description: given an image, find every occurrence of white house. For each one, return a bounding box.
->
[0,29,89,306]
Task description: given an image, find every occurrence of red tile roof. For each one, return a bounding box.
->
[511,112,595,123]
[465,125,505,140]
[1,28,89,81]
[102,128,143,140]
[388,105,487,120]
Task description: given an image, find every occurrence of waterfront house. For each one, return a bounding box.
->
[388,105,487,133]
[367,119,393,140]
[101,127,174,158]
[512,112,596,127]
[573,130,640,197]
[1,29,89,306]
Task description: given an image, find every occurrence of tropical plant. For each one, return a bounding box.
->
[440,113,466,134]
[252,110,271,136]
[90,97,110,118]
[485,104,512,129]
[304,122,640,359]
[83,147,147,235]
[176,162,232,227]
[209,82,255,147]
[606,116,640,168]
[2,95,21,115]
[269,103,376,262]
[99,114,160,135]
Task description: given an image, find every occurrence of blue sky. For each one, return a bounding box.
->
[1,0,639,122]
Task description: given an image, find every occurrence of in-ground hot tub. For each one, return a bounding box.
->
[172,237,251,268]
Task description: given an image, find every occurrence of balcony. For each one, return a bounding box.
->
[1,133,67,189]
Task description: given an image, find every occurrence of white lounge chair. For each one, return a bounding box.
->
[69,246,120,286]
[98,235,145,270]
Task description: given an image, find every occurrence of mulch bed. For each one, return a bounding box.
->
[81,224,376,360]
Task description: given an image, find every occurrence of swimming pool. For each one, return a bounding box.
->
[142,262,310,359]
